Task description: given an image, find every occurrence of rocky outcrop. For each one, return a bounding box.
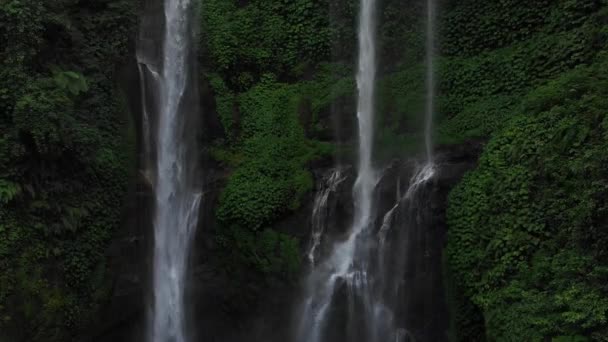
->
[304,144,481,342]
[92,138,481,342]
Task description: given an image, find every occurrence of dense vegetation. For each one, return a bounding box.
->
[199,0,429,313]
[200,0,608,339]
[1,0,607,340]
[448,55,608,341]
[440,1,608,341]
[0,0,136,340]
[200,0,343,311]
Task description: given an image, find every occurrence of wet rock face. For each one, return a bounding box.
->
[91,172,151,342]
[94,142,480,342]
[286,149,481,342]
[379,148,481,342]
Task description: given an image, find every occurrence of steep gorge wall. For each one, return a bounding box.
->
[2,0,607,341]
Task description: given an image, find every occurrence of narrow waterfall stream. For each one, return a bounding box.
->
[137,1,201,341]
[425,0,436,164]
[308,170,346,266]
[294,0,380,340]
[3,0,603,339]
[294,0,441,341]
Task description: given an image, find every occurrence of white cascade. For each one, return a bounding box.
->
[138,0,202,341]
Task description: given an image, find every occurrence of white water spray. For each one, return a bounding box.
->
[140,1,201,341]
[294,0,441,340]
[425,0,436,164]
[308,170,346,266]
[294,1,377,341]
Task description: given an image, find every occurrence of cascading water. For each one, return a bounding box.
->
[369,0,440,337]
[373,163,435,340]
[137,1,201,341]
[294,0,442,340]
[308,170,346,266]
[425,0,436,164]
[293,0,378,341]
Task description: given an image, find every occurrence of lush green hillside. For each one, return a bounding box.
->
[439,0,608,341]
[199,0,608,338]
[1,0,607,340]
[0,1,137,340]
[448,53,608,342]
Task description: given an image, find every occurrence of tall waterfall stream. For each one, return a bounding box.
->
[138,0,201,341]
[294,0,439,341]
[136,0,439,340]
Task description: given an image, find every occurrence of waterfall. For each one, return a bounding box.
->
[293,0,444,340]
[425,0,436,164]
[293,1,377,341]
[354,0,378,243]
[138,0,201,341]
[308,169,346,266]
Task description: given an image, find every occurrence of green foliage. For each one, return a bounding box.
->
[207,72,236,139]
[206,56,356,319]
[374,64,427,159]
[554,336,590,342]
[201,3,360,315]
[212,61,351,235]
[447,56,608,341]
[441,0,600,57]
[432,0,607,144]
[51,71,89,96]
[12,76,101,158]
[217,227,301,280]
[213,226,301,314]
[439,19,603,115]
[216,80,315,231]
[378,0,425,63]
[438,95,518,143]
[0,0,137,340]
[377,65,426,134]
[363,0,607,157]
[198,0,608,340]
[0,180,20,204]
[201,0,332,88]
